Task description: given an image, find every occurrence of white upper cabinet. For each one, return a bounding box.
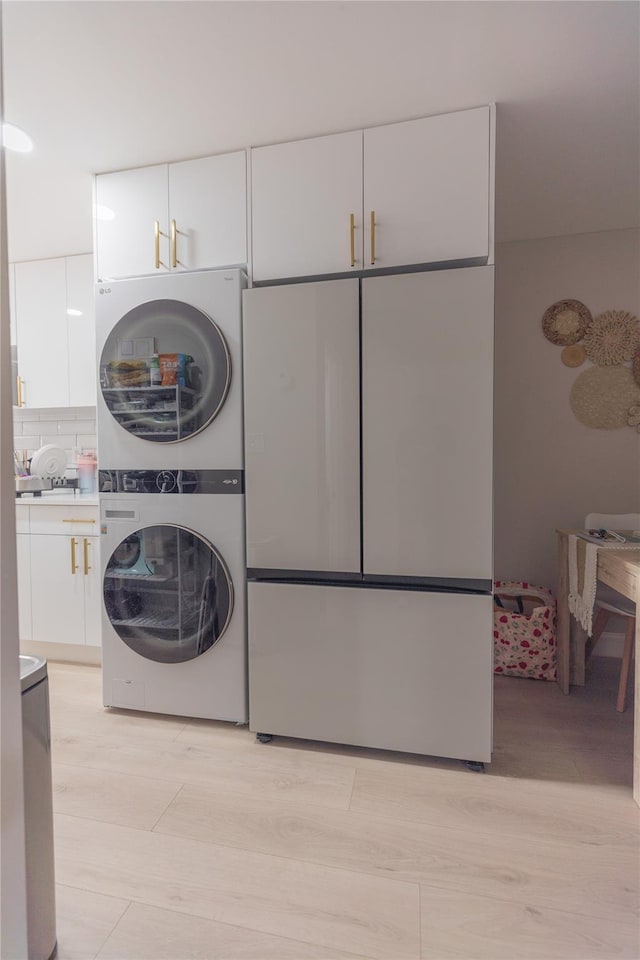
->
[251,106,493,282]
[15,258,69,408]
[250,131,364,282]
[168,153,247,272]
[95,152,247,281]
[95,164,168,281]
[14,254,96,408]
[66,254,96,406]
[363,107,491,269]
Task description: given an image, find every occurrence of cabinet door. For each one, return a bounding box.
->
[66,254,97,406]
[362,267,494,582]
[15,258,69,407]
[81,536,101,646]
[169,152,247,271]
[251,131,363,282]
[243,279,361,573]
[30,534,85,646]
[363,107,491,269]
[95,164,169,280]
[16,532,32,642]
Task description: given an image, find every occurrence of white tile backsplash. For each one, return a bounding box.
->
[12,406,97,461]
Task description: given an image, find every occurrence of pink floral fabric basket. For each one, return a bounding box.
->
[493,580,557,681]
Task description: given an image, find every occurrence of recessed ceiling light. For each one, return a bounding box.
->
[67,309,83,317]
[3,123,33,153]
[94,204,115,221]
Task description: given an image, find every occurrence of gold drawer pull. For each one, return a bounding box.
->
[83,537,91,575]
[62,518,96,524]
[70,538,78,575]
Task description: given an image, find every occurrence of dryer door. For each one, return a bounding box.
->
[99,298,231,443]
[103,523,233,663]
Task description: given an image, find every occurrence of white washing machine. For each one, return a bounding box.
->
[100,469,247,722]
[96,269,246,470]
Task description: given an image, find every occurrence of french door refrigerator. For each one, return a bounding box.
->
[243,266,494,763]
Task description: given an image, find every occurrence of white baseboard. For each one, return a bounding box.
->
[19,639,101,666]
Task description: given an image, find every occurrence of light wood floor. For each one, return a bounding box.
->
[48,657,639,960]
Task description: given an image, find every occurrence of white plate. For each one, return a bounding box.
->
[30,444,67,479]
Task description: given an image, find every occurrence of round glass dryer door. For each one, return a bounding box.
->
[99,299,231,443]
[103,524,233,663]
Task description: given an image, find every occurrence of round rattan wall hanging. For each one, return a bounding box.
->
[570,366,640,429]
[583,310,640,365]
[561,344,587,368]
[632,350,640,387]
[542,299,591,345]
[628,404,640,432]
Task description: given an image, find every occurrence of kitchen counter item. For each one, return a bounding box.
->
[15,475,50,496]
[30,444,67,481]
[20,655,57,960]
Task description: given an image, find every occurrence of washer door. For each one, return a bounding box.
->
[103,524,233,663]
[99,299,231,443]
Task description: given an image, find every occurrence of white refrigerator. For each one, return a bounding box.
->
[243,266,494,763]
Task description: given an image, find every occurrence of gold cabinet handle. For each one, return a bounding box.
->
[154,220,168,269]
[62,518,96,524]
[83,537,91,575]
[16,376,24,407]
[349,213,356,268]
[70,537,78,575]
[370,210,376,265]
[170,219,178,268]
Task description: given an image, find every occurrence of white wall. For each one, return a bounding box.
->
[494,228,640,597]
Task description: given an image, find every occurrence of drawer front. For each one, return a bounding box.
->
[28,505,99,537]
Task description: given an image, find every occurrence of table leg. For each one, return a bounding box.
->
[634,615,640,808]
[557,532,571,695]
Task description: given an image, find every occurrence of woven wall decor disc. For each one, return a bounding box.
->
[632,350,640,387]
[583,310,640,365]
[542,299,591,345]
[561,344,587,368]
[570,366,640,429]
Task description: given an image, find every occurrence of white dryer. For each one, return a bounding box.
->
[96,269,245,470]
[100,469,247,721]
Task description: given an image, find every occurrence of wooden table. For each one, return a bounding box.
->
[557,530,640,805]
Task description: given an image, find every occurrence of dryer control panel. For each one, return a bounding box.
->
[98,469,243,495]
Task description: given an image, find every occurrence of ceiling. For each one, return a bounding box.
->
[2,0,639,264]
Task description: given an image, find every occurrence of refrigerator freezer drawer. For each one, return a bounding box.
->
[248,582,493,763]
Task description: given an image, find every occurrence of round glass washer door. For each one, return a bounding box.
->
[99,299,231,443]
[103,523,234,663]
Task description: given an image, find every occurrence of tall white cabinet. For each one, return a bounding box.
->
[251,106,493,282]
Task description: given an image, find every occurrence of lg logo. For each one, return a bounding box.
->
[98,287,112,295]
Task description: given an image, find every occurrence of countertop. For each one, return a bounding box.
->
[15,490,99,507]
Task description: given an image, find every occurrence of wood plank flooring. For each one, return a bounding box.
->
[48,657,639,959]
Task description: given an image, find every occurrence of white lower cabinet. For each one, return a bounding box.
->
[248,582,493,763]
[17,504,101,649]
[16,532,32,642]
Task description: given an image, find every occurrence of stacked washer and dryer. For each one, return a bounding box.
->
[96,269,247,722]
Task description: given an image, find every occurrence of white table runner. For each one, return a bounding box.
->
[568,535,640,636]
